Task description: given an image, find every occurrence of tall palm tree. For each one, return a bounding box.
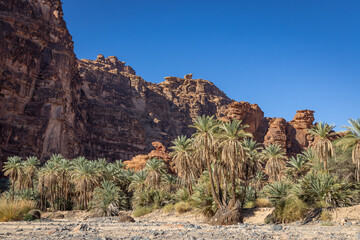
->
[144,158,166,188]
[308,121,336,173]
[261,144,287,181]
[3,156,23,201]
[38,160,59,210]
[190,115,222,207]
[336,118,360,181]
[55,157,72,210]
[217,120,252,206]
[23,156,40,190]
[71,157,98,209]
[242,138,262,189]
[170,135,195,194]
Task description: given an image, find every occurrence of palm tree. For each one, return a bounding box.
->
[261,144,287,181]
[190,115,221,207]
[251,171,268,199]
[144,158,166,188]
[71,157,98,209]
[106,160,130,190]
[336,118,360,181]
[285,155,309,181]
[170,135,195,194]
[3,156,23,201]
[242,139,262,193]
[38,160,59,210]
[217,120,252,206]
[23,156,40,190]
[92,180,127,216]
[55,157,72,210]
[129,169,148,192]
[308,121,336,172]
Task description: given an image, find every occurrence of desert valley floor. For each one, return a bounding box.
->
[1,207,360,240]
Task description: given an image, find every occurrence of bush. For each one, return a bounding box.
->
[264,181,292,205]
[132,188,174,209]
[23,213,35,221]
[163,203,175,213]
[190,172,217,217]
[132,206,153,217]
[174,201,192,214]
[0,199,35,222]
[243,201,255,209]
[255,198,272,208]
[297,172,356,207]
[91,180,128,216]
[269,196,309,224]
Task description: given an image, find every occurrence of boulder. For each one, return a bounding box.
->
[27,209,41,220]
[119,213,135,222]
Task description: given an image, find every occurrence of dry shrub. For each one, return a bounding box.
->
[175,201,192,214]
[255,198,272,208]
[163,203,175,213]
[271,196,309,223]
[0,198,35,222]
[320,211,332,221]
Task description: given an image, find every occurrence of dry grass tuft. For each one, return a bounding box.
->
[163,203,175,213]
[132,206,153,217]
[0,198,35,222]
[174,201,192,214]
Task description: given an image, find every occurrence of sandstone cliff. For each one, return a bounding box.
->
[0,0,83,173]
[77,55,232,160]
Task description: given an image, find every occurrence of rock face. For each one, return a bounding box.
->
[221,102,315,154]
[123,141,173,172]
[0,0,83,173]
[77,57,231,160]
[264,118,288,149]
[218,101,268,142]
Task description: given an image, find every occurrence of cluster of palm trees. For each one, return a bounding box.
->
[1,114,359,222]
[2,154,132,211]
[170,116,360,221]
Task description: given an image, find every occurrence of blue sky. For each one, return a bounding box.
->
[62,0,360,130]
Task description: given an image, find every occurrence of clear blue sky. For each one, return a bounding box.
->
[62,0,360,130]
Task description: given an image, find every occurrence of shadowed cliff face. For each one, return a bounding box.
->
[0,0,84,173]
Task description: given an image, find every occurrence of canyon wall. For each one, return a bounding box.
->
[0,0,315,171]
[0,0,84,173]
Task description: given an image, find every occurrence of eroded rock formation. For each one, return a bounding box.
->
[77,56,232,160]
[123,141,173,172]
[221,102,315,154]
[218,101,268,142]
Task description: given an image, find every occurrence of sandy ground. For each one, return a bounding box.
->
[0,207,360,240]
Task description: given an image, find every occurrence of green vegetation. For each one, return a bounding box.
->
[1,116,360,224]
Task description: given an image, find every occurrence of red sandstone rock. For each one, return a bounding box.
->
[123,142,173,172]
[264,118,288,148]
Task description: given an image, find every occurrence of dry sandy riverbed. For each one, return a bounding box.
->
[1,208,360,240]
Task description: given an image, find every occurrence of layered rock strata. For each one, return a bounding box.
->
[0,0,83,173]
